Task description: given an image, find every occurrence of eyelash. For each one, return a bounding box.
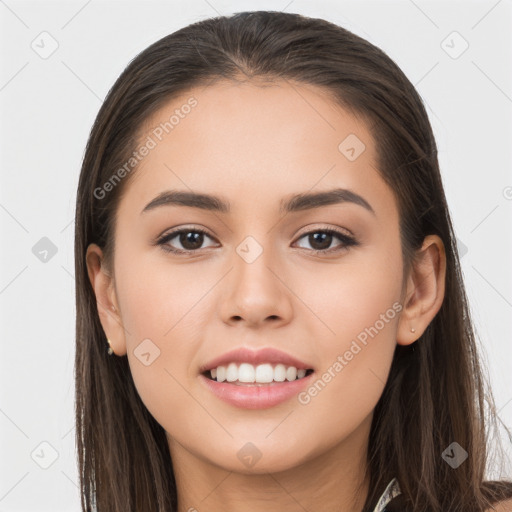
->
[155,226,359,256]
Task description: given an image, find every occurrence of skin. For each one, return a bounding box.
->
[86,80,446,512]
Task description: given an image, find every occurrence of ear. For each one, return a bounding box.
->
[397,234,447,346]
[85,243,127,356]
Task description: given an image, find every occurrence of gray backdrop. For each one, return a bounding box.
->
[1,0,511,510]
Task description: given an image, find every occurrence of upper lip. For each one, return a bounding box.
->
[199,347,314,373]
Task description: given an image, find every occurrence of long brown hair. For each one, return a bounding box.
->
[74,10,512,511]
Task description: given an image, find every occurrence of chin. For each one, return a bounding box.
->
[203,437,316,475]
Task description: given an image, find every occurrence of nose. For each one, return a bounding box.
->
[219,242,294,329]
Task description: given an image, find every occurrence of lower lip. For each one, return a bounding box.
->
[199,372,315,409]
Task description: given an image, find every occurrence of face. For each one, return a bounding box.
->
[94,80,408,474]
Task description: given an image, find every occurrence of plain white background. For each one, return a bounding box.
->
[0,0,511,509]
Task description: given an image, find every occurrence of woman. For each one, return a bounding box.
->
[75,10,512,511]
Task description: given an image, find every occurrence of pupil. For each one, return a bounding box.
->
[181,231,203,250]
[311,232,331,250]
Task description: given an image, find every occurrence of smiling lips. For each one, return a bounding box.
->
[199,347,315,409]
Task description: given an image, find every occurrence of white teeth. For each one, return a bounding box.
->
[274,364,286,382]
[226,362,238,382]
[255,363,274,383]
[238,363,255,382]
[216,366,226,382]
[208,363,311,383]
[286,366,297,381]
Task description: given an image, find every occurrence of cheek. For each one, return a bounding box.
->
[116,249,219,348]
[113,256,212,425]
[296,244,402,411]
[298,238,402,344]
[297,299,399,446]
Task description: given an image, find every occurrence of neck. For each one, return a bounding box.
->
[169,413,372,512]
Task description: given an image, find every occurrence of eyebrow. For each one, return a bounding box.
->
[141,188,376,216]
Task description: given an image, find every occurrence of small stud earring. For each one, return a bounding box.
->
[410,327,416,333]
[111,305,116,312]
[107,338,114,355]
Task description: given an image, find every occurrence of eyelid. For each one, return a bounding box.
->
[154,225,217,248]
[155,223,359,255]
[156,223,355,240]
[292,226,358,253]
[294,223,354,238]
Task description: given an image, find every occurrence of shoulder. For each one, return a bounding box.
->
[486,498,512,512]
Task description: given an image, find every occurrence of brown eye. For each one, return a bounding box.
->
[157,228,217,254]
[156,226,358,256]
[294,229,358,254]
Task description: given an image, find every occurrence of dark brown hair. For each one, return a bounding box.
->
[74,10,512,511]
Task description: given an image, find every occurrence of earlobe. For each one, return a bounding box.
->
[85,243,127,356]
[396,234,447,346]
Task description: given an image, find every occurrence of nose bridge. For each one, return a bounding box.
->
[220,230,292,326]
[233,231,279,298]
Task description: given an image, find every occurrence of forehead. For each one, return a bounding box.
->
[118,80,394,221]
